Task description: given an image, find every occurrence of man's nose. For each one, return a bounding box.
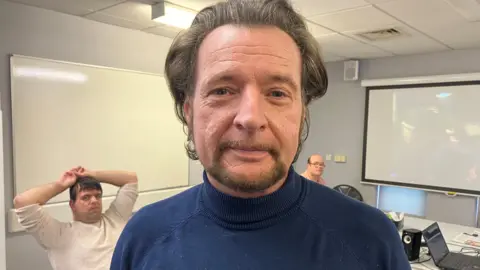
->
[233,87,267,132]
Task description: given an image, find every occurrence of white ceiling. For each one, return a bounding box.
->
[6,0,480,62]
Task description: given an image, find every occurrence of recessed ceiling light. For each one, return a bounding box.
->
[152,2,196,29]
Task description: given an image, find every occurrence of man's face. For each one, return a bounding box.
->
[185,25,303,194]
[70,188,103,223]
[308,155,325,176]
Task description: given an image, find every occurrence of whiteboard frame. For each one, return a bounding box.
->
[10,54,163,78]
[361,72,480,87]
[360,72,480,197]
[0,110,7,269]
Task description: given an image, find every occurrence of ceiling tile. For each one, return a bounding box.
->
[86,11,146,30]
[168,0,221,11]
[426,21,480,50]
[345,25,449,55]
[364,0,397,3]
[292,0,370,17]
[376,0,480,50]
[143,25,181,39]
[376,0,467,31]
[8,0,125,16]
[443,0,480,22]
[130,0,158,4]
[87,1,157,29]
[322,53,347,62]
[308,5,400,33]
[9,0,480,60]
[317,34,393,59]
[306,21,335,38]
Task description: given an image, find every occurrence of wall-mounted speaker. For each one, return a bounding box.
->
[402,228,422,261]
[343,60,359,81]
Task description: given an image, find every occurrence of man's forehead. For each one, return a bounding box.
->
[196,25,302,92]
[197,25,301,71]
[200,25,299,56]
[78,188,101,195]
[310,155,324,162]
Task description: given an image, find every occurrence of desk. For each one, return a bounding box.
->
[403,216,479,269]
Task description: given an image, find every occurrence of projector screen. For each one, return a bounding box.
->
[363,80,480,195]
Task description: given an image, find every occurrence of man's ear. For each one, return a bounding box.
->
[183,98,192,126]
[69,200,74,210]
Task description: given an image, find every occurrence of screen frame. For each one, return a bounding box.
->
[361,80,480,196]
[422,222,449,264]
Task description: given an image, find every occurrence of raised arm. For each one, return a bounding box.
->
[13,169,77,209]
[77,169,138,187]
[13,169,77,249]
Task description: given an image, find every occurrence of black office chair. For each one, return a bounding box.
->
[332,184,364,202]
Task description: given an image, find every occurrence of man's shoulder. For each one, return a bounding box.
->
[124,184,202,237]
[112,184,203,266]
[303,183,396,240]
[302,183,407,267]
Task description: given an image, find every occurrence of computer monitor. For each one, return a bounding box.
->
[423,222,450,265]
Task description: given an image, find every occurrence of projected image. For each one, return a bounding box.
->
[365,84,480,193]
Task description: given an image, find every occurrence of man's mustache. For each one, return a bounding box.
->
[218,141,279,157]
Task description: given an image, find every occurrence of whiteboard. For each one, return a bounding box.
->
[10,55,189,203]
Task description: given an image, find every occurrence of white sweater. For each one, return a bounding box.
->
[15,183,138,270]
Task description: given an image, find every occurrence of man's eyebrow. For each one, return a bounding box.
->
[264,74,299,91]
[209,74,236,84]
[201,72,238,89]
[202,72,299,91]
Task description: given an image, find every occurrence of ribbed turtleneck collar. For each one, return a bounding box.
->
[200,166,306,230]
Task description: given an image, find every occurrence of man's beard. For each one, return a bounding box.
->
[206,140,287,193]
[187,108,305,193]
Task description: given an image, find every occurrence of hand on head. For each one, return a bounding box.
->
[56,166,91,189]
[71,166,91,177]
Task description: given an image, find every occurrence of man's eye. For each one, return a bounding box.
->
[270,90,286,98]
[212,88,230,95]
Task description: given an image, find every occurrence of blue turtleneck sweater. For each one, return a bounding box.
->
[111,168,410,270]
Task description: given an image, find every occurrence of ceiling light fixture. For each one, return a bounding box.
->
[151,1,196,29]
[14,67,87,83]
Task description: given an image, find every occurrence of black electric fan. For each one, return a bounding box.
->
[332,184,364,202]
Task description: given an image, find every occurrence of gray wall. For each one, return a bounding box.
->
[2,1,480,269]
[296,48,480,226]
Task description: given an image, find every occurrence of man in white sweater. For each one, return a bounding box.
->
[13,166,138,270]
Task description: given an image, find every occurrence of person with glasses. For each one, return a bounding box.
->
[301,154,326,185]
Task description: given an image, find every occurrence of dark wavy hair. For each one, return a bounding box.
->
[69,176,102,201]
[164,0,328,163]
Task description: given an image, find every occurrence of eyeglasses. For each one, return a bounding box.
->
[309,162,325,167]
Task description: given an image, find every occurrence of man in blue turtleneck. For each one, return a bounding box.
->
[110,0,410,269]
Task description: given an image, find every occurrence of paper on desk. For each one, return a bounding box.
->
[452,231,480,247]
